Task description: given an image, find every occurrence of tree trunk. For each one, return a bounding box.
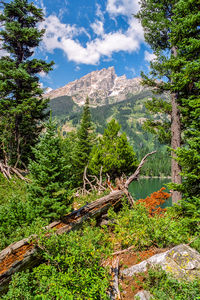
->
[171,93,182,203]
[171,46,182,204]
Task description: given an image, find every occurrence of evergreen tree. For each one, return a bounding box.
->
[72,97,94,186]
[28,118,71,221]
[136,0,200,203]
[0,0,54,168]
[89,119,138,180]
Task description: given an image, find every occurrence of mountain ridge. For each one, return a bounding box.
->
[45,67,148,106]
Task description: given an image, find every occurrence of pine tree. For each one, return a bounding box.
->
[0,0,54,168]
[136,0,200,203]
[28,118,71,221]
[89,119,138,180]
[72,97,94,186]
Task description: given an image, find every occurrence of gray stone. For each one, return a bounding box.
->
[122,244,200,281]
[134,290,153,300]
[44,66,147,106]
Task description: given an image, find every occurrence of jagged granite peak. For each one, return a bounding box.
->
[45,66,146,106]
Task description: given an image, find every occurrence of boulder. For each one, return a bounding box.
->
[134,290,153,300]
[122,244,200,281]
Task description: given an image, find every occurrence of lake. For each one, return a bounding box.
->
[129,178,172,208]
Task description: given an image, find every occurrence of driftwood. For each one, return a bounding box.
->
[0,151,156,293]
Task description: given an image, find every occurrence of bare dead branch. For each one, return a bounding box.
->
[0,161,30,182]
[124,151,157,189]
[112,245,134,256]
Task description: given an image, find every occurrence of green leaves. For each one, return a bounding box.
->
[3,225,111,299]
[89,119,138,179]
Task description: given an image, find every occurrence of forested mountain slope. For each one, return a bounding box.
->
[47,70,171,176]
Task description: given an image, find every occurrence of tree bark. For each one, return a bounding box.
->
[171,93,182,203]
[171,46,182,204]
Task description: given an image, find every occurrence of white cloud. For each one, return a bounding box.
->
[144,50,156,62]
[106,0,139,17]
[44,87,53,94]
[40,10,143,65]
[96,3,104,21]
[39,71,47,77]
[90,20,104,36]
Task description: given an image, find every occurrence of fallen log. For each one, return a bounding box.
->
[0,190,124,293]
[0,151,156,293]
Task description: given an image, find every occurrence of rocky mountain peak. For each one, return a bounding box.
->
[45,67,146,106]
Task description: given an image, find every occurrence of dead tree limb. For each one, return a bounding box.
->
[0,161,29,182]
[124,151,157,189]
[112,245,135,256]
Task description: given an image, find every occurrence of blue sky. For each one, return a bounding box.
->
[5,0,156,91]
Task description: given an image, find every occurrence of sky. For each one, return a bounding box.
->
[1,0,155,91]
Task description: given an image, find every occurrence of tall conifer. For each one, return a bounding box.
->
[72,97,94,186]
[0,0,54,168]
[136,0,200,203]
[28,117,70,220]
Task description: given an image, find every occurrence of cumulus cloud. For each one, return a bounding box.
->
[40,12,143,65]
[90,20,104,36]
[106,0,139,17]
[144,50,156,62]
[125,66,136,76]
[38,0,144,65]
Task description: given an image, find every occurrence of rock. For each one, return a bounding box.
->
[134,290,153,300]
[122,244,200,281]
[44,66,147,106]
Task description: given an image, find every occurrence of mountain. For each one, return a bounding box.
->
[46,67,171,176]
[45,66,148,106]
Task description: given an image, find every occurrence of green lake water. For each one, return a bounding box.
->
[129,178,172,208]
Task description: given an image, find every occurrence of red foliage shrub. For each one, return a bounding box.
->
[137,187,171,217]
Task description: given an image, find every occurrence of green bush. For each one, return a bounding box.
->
[107,200,191,250]
[143,267,200,300]
[4,224,111,299]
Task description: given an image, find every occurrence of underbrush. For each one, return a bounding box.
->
[107,199,192,251]
[1,188,200,298]
[141,267,200,300]
[0,174,27,206]
[3,224,111,300]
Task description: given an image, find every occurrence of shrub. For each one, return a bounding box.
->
[107,196,190,250]
[143,267,200,300]
[4,224,111,299]
[137,187,170,216]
